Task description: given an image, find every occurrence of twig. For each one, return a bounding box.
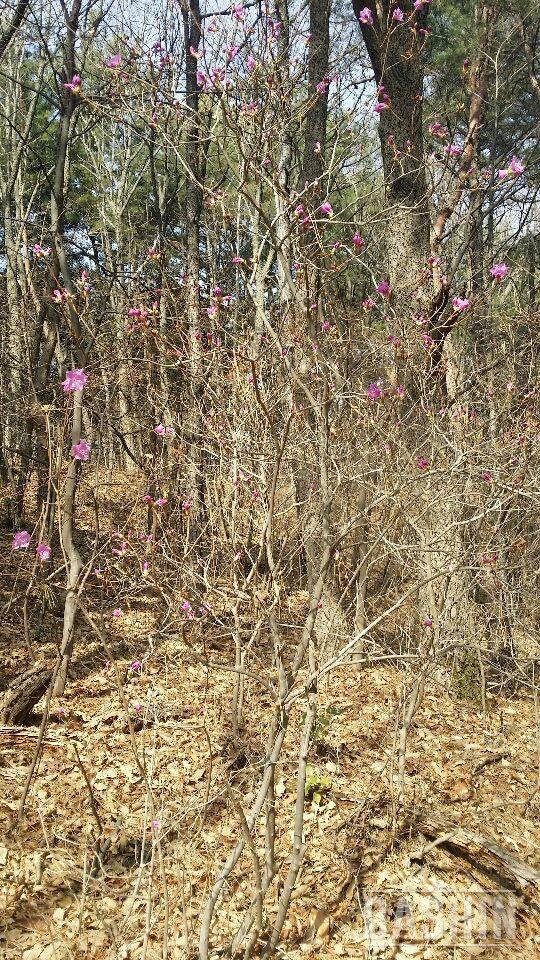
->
[71,742,103,835]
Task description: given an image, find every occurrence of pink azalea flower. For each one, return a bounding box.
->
[211,66,225,86]
[376,280,391,297]
[362,297,376,309]
[182,498,193,512]
[51,288,68,304]
[154,497,168,507]
[154,424,175,438]
[353,232,364,248]
[77,270,91,293]
[490,263,508,280]
[12,530,31,550]
[130,659,142,672]
[422,616,433,628]
[481,470,493,482]
[32,243,51,258]
[62,368,88,392]
[498,156,525,180]
[428,122,449,140]
[395,384,405,397]
[319,201,333,217]
[64,74,82,94]
[246,54,256,72]
[112,608,123,618]
[71,439,91,461]
[416,456,430,470]
[366,382,383,400]
[36,543,51,561]
[509,156,524,175]
[181,600,194,620]
[232,256,244,265]
[357,6,374,25]
[451,296,469,311]
[106,53,121,68]
[421,333,435,349]
[232,3,246,21]
[392,6,404,20]
[374,86,391,113]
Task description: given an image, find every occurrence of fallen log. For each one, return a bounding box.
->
[411,809,540,889]
[1,663,53,725]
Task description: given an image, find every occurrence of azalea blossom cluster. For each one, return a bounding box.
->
[366,381,404,401]
[207,285,234,319]
[71,439,91,461]
[64,73,81,94]
[32,243,51,258]
[143,493,169,507]
[52,287,71,304]
[62,368,88,392]
[428,121,450,141]
[498,156,525,180]
[374,85,391,114]
[154,423,175,438]
[181,599,210,620]
[12,531,51,561]
[490,262,508,280]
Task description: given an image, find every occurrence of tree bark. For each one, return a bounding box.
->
[353,0,430,299]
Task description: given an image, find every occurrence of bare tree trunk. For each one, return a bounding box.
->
[182,0,207,527]
[0,0,30,61]
[54,392,83,695]
[51,0,85,696]
[353,0,430,301]
[0,45,43,519]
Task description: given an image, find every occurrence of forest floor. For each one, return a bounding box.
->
[2,520,540,959]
